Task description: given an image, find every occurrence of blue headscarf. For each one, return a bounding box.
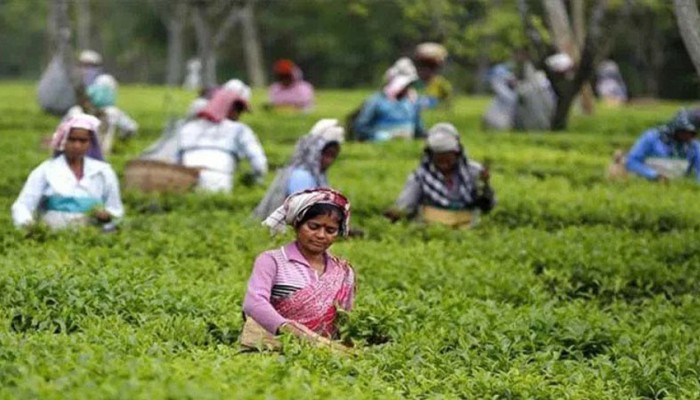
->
[659,109,696,143]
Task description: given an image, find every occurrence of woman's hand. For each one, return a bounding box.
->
[92,209,112,223]
[280,321,355,355]
[383,209,402,223]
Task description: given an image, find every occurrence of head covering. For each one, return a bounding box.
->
[426,123,460,153]
[415,43,448,64]
[546,53,574,73]
[309,118,345,144]
[223,79,252,104]
[688,108,700,129]
[488,63,515,82]
[263,188,351,236]
[415,123,477,208]
[384,57,418,83]
[597,60,620,78]
[198,81,252,122]
[87,74,117,108]
[50,113,104,160]
[79,50,103,65]
[384,74,416,99]
[659,109,697,142]
[274,59,296,76]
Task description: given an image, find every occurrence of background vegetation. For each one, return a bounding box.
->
[1,82,700,398]
[1,0,699,98]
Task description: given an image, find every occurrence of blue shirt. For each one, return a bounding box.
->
[287,168,321,195]
[625,129,700,181]
[353,93,424,141]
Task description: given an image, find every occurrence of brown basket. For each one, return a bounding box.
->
[124,159,199,194]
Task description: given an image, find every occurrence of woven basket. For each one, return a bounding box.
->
[124,159,199,194]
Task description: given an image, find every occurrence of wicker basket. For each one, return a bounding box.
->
[124,159,199,194]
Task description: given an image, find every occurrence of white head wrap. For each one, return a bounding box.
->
[384,57,418,82]
[223,79,252,104]
[426,122,461,153]
[384,74,416,99]
[546,53,574,73]
[309,118,345,144]
[93,74,118,91]
[79,50,103,65]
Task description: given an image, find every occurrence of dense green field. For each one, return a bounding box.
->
[2,81,700,399]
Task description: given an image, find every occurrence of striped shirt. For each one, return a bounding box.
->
[242,241,354,334]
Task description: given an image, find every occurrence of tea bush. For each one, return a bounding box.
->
[1,82,699,399]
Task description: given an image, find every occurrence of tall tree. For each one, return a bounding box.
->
[518,0,608,130]
[75,0,91,50]
[240,0,266,88]
[673,0,700,80]
[152,0,188,86]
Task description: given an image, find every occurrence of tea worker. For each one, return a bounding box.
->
[413,42,452,109]
[65,74,139,156]
[177,80,268,193]
[241,188,355,352]
[12,114,124,230]
[482,63,518,131]
[625,109,700,182]
[384,123,495,227]
[78,49,104,87]
[596,60,627,106]
[253,119,344,219]
[353,70,425,141]
[267,59,315,111]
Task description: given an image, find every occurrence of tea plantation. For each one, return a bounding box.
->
[1,82,700,399]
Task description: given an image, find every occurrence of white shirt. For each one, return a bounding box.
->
[178,119,268,193]
[11,155,124,229]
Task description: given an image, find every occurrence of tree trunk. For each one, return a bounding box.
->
[240,1,266,88]
[672,0,700,80]
[51,0,80,89]
[165,1,187,86]
[572,0,585,48]
[543,0,594,115]
[75,0,91,50]
[193,3,216,87]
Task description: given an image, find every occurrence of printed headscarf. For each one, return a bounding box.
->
[656,109,698,158]
[263,188,351,236]
[414,123,478,208]
[87,74,117,108]
[659,109,697,142]
[51,113,104,160]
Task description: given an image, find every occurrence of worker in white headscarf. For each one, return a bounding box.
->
[253,119,345,220]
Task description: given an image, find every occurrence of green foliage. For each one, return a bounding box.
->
[1,82,700,398]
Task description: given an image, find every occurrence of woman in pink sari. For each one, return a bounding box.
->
[242,188,355,351]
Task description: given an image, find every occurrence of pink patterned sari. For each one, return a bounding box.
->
[269,249,355,338]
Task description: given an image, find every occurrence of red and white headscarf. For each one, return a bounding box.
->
[262,188,351,236]
[198,80,252,123]
[50,113,103,160]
